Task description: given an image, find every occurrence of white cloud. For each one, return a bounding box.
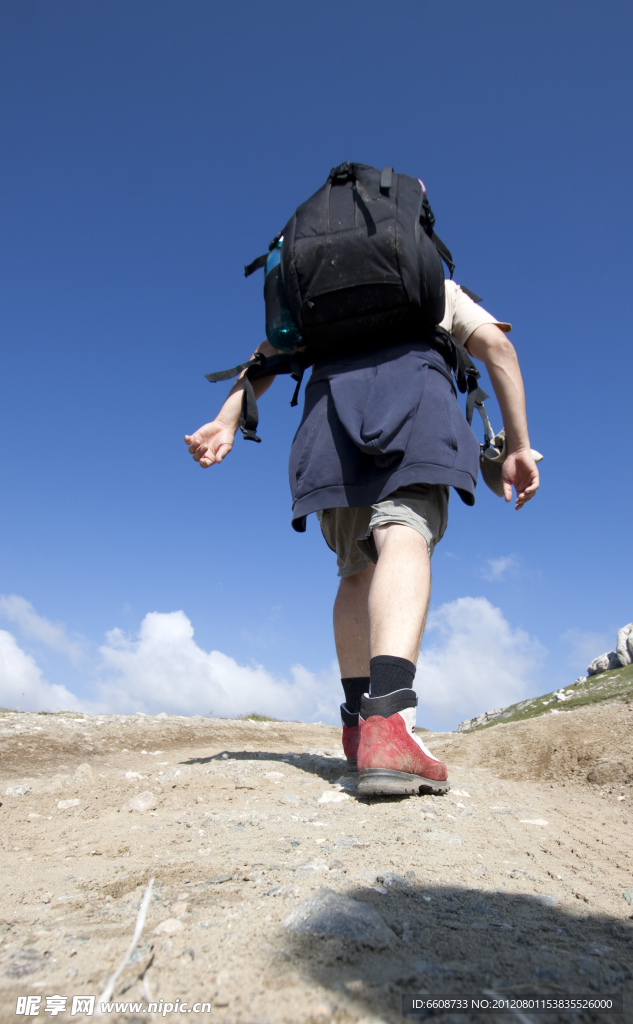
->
[480,555,519,582]
[416,597,546,731]
[0,629,82,712]
[0,596,549,737]
[0,595,84,662]
[94,610,342,722]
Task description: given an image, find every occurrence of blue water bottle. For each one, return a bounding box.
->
[264,238,303,351]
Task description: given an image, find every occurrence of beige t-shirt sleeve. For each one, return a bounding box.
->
[439,279,512,348]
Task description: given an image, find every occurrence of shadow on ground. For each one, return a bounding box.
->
[281,881,633,1024]
[182,750,353,784]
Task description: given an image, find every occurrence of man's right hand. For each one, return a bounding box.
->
[184,420,236,468]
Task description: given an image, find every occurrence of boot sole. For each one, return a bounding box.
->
[358,768,450,797]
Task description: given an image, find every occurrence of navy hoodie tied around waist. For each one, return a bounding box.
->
[289,340,481,532]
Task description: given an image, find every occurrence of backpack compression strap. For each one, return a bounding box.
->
[205,351,313,442]
[435,328,494,444]
[206,335,493,447]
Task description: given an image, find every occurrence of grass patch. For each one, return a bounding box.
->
[237,712,281,723]
[462,662,633,732]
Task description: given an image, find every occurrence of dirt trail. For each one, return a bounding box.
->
[0,706,632,1023]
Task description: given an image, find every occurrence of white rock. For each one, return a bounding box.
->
[520,818,549,826]
[318,791,350,804]
[5,784,31,797]
[58,798,80,810]
[588,650,622,675]
[616,623,633,667]
[153,918,185,935]
[73,764,94,783]
[121,791,157,813]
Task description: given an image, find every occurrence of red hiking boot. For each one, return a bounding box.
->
[340,703,360,769]
[357,690,450,796]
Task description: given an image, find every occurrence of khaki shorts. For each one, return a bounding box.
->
[317,484,449,577]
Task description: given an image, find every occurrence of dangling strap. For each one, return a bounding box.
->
[239,374,261,442]
[244,253,268,278]
[204,355,262,383]
[204,351,313,442]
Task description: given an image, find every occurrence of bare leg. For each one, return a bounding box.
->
[333,564,374,677]
[369,523,431,663]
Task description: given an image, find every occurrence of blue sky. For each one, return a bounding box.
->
[1,1,631,729]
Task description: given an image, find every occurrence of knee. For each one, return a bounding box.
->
[373,523,429,559]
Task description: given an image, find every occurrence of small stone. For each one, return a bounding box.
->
[5,784,31,797]
[520,818,549,826]
[331,836,367,849]
[422,829,462,844]
[284,889,395,948]
[535,894,557,907]
[265,771,284,779]
[279,794,300,805]
[295,861,329,873]
[57,799,80,810]
[623,888,633,906]
[73,764,94,783]
[171,901,188,916]
[334,776,358,792]
[317,791,350,804]
[121,791,157,813]
[153,918,185,935]
[5,948,45,978]
[376,872,412,889]
[125,771,143,779]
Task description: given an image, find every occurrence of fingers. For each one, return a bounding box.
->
[213,442,232,464]
[515,476,539,510]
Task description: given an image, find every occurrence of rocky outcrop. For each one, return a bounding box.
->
[616,623,633,666]
[587,621,633,676]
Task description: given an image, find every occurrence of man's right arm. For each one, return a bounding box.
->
[184,341,278,468]
[465,323,539,510]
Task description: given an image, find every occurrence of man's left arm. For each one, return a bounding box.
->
[466,323,539,510]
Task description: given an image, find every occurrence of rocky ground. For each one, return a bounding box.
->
[0,704,632,1023]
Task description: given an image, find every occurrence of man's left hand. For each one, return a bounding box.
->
[501,449,540,510]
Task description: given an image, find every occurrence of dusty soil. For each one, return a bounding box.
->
[0,705,632,1024]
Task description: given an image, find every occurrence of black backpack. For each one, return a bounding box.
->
[207,162,488,443]
[245,161,455,359]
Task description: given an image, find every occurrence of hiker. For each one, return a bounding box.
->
[185,163,539,797]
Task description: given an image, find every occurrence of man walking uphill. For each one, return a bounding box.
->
[185,163,540,797]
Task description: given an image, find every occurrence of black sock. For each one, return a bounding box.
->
[341,676,369,714]
[369,655,416,698]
